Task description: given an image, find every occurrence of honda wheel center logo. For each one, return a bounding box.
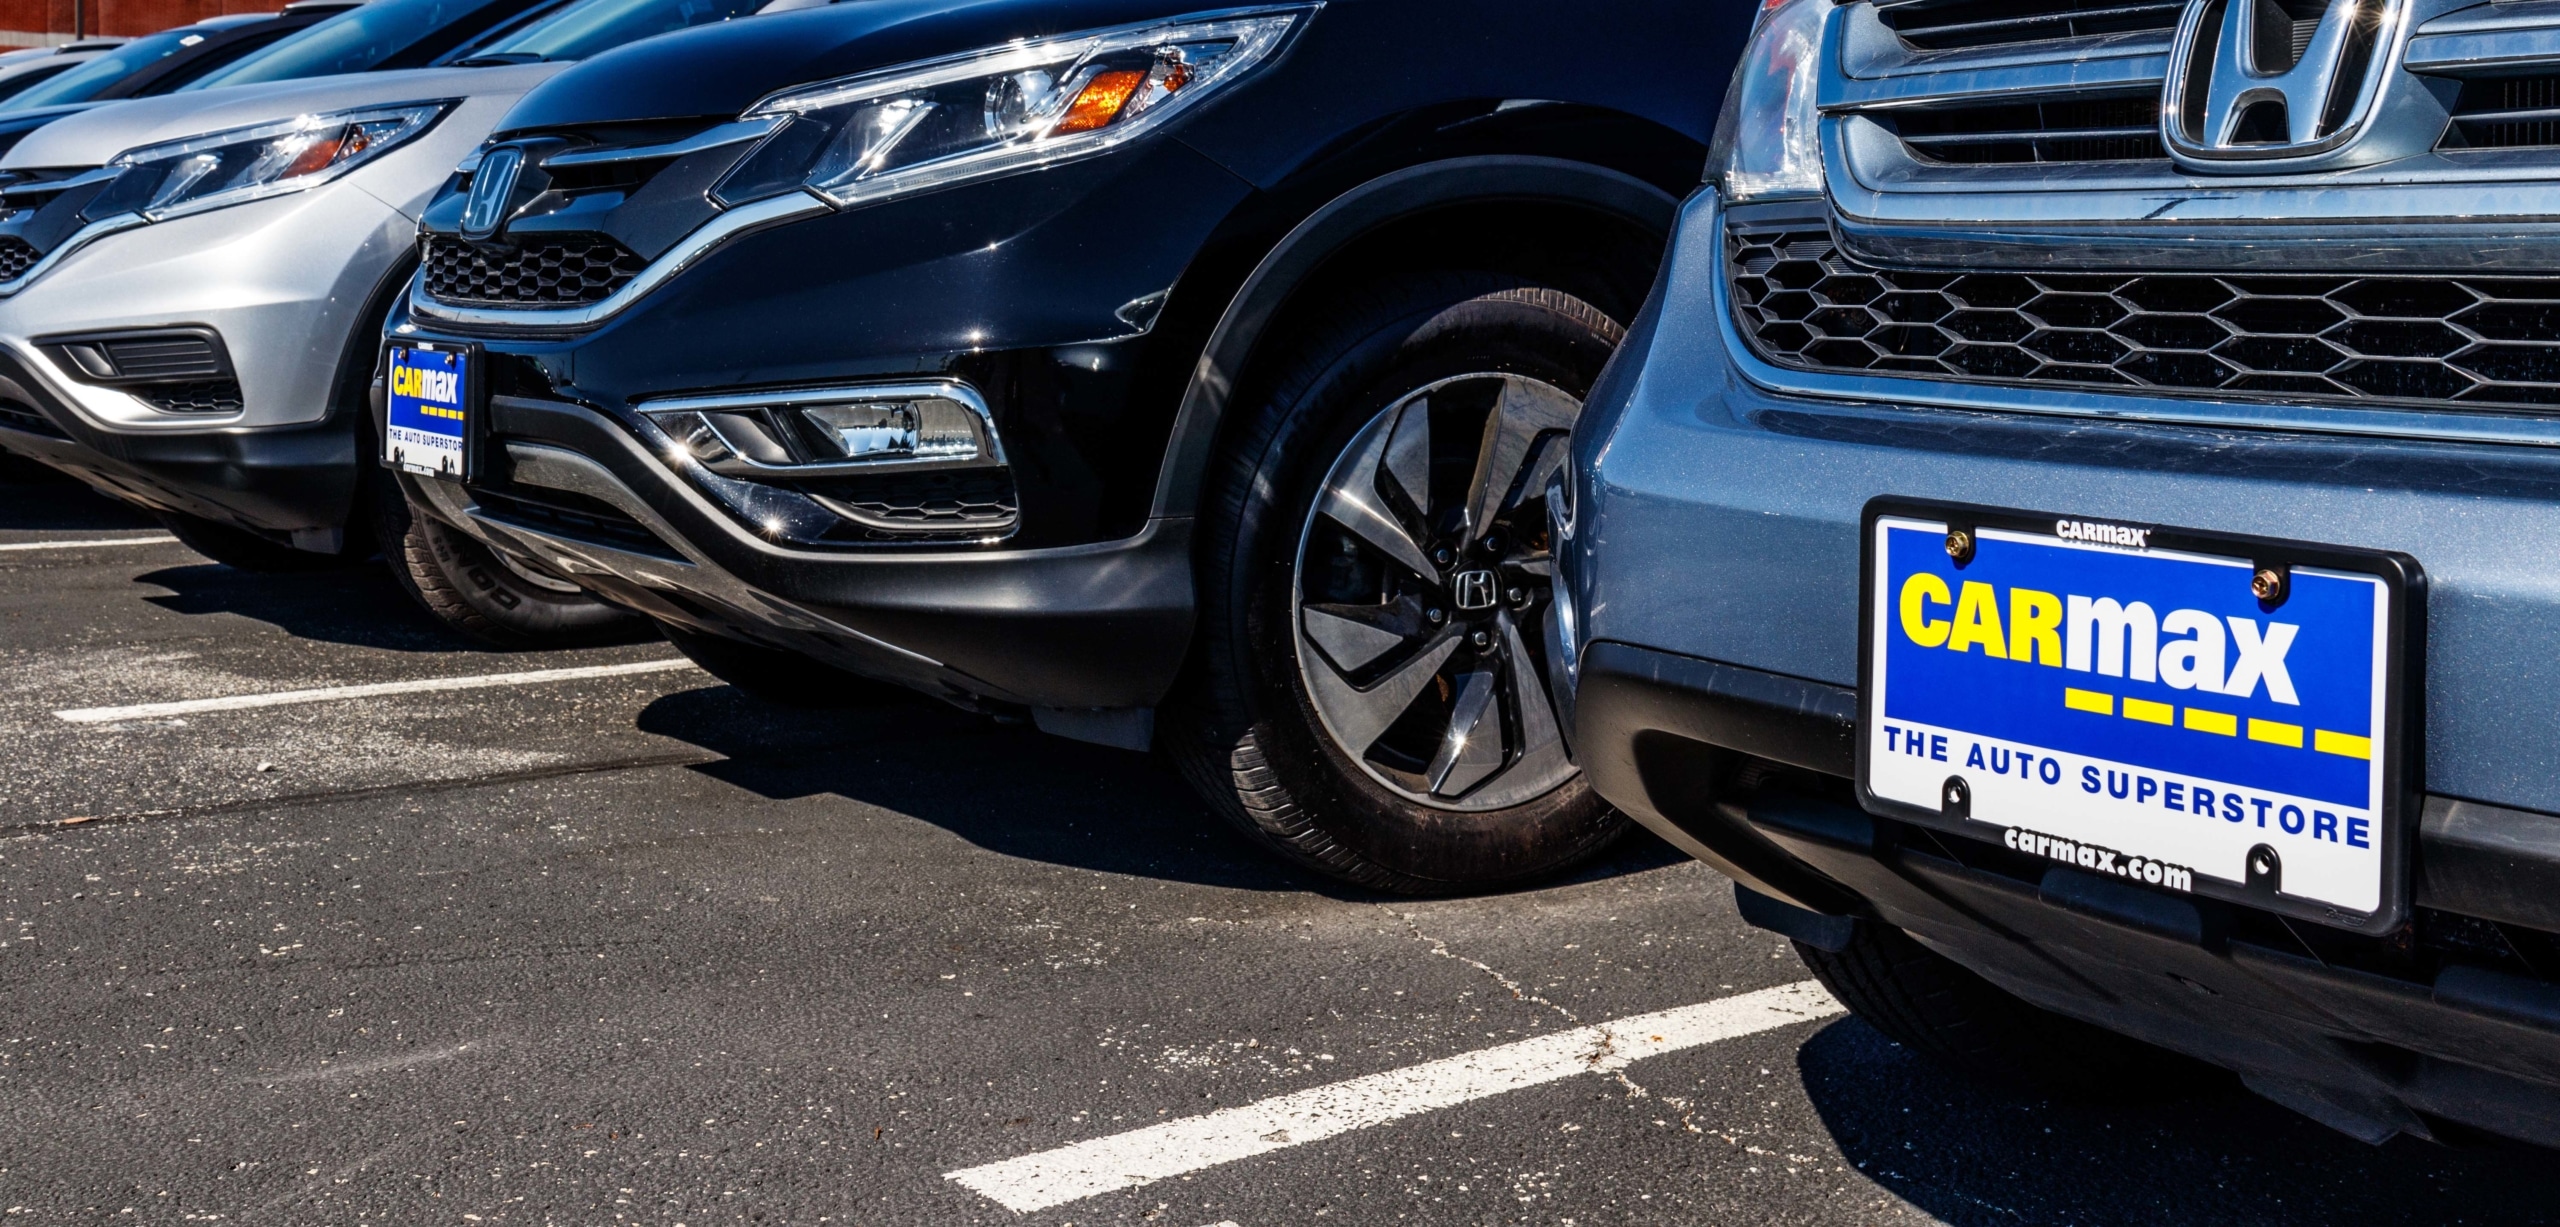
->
[2163,0,2400,163]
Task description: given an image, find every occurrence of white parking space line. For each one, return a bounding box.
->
[54,658,700,724]
[0,534,180,552]
[946,980,1842,1213]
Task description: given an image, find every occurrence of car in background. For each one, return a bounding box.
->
[0,39,128,108]
[384,0,1746,889]
[0,0,787,645]
[1563,0,2560,1149]
[0,5,365,160]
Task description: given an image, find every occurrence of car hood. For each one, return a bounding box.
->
[3,62,566,169]
[497,0,1204,135]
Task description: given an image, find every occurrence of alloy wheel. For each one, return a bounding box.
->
[1290,372,1581,812]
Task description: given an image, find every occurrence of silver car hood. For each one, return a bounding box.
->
[3,63,566,170]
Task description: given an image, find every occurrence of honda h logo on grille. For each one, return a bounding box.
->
[2163,0,2400,163]
[1452,569,1497,611]
[460,146,525,240]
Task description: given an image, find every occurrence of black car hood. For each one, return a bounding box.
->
[497,0,1212,134]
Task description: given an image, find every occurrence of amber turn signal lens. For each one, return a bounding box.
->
[1052,69,1149,134]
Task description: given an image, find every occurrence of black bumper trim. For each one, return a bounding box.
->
[0,350,356,534]
[1576,639,2560,935]
[440,394,1194,709]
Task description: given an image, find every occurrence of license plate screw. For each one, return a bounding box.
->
[1944,528,1975,565]
[2252,564,2290,608]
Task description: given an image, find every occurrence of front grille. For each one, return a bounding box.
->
[2441,75,2560,150]
[468,485,680,558]
[0,237,36,281]
[422,234,645,308]
[806,469,1019,539]
[133,380,242,414]
[1874,0,2180,51]
[1729,225,2560,409]
[1885,95,2166,163]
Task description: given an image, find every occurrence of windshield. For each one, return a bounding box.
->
[457,0,765,63]
[184,0,515,90]
[1,26,214,111]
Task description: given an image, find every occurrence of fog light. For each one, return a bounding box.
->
[639,381,1002,478]
[797,396,984,462]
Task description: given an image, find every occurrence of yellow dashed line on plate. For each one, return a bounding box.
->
[2123,697,2174,725]
[2248,718,2304,748]
[2057,691,2368,759]
[2315,729,2372,759]
[2064,687,2114,715]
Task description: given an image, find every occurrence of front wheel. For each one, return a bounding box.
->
[375,482,639,647]
[1174,274,1631,894]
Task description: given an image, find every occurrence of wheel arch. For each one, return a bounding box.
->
[1147,152,1683,524]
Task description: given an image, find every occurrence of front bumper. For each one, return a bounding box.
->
[0,90,521,536]
[1566,188,2560,1143]
[0,177,417,536]
[398,391,1193,712]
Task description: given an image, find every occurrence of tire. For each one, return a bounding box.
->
[658,622,900,707]
[374,481,639,647]
[1795,922,2211,1098]
[156,511,361,573]
[1173,272,1632,894]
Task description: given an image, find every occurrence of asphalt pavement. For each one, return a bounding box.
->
[0,473,2550,1225]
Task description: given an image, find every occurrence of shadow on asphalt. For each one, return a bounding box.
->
[633,683,1684,896]
[1795,1017,2551,1224]
[131,561,503,653]
[0,469,159,531]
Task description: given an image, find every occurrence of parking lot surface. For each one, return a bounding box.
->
[0,477,2550,1225]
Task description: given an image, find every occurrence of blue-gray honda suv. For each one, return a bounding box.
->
[1567,0,2560,1146]
[382,0,1748,890]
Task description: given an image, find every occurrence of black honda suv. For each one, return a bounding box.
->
[381,0,1745,890]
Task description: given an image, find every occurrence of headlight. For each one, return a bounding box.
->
[1707,0,1827,201]
[713,7,1310,209]
[89,103,448,223]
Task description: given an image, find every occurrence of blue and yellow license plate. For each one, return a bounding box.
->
[383,343,476,479]
[1859,499,2421,933]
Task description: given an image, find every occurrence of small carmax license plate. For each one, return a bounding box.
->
[383,342,477,480]
[1858,499,2422,934]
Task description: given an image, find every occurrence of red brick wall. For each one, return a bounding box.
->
[1,0,280,45]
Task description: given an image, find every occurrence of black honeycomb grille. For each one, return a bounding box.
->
[1728,226,2560,409]
[0,237,37,282]
[422,235,645,308]
[807,469,1019,540]
[134,380,243,414]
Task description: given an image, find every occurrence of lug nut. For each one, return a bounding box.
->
[1480,534,1505,555]
[1426,607,1446,624]
[1470,630,1490,648]
[1431,546,1454,566]
[1506,587,1525,604]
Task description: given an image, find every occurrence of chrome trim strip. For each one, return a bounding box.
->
[1705,195,2560,451]
[404,190,830,331]
[539,117,785,168]
[2406,25,2560,71]
[1835,0,2171,83]
[636,378,1009,476]
[0,212,145,298]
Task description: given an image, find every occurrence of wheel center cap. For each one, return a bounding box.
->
[1451,569,1498,611]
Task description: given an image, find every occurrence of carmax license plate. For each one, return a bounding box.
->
[1859,499,2421,934]
[383,342,476,480]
